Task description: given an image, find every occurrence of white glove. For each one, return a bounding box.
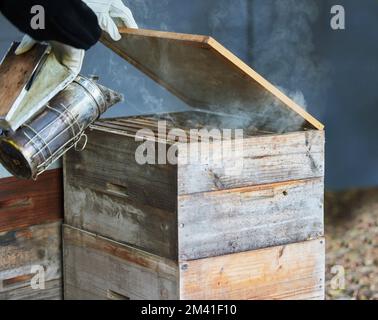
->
[15,35,84,76]
[82,0,138,41]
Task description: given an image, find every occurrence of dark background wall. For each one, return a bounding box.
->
[0,0,377,190]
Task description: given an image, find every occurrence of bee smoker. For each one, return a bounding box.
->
[0,76,123,180]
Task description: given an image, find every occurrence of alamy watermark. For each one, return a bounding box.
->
[31,265,46,290]
[330,265,346,290]
[29,3,346,31]
[30,5,45,30]
[331,5,346,30]
[0,265,46,291]
[134,121,244,175]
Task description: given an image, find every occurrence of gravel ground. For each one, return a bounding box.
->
[325,189,378,300]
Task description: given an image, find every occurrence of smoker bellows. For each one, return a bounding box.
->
[0,42,76,131]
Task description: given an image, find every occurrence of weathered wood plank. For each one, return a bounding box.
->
[79,121,324,198]
[0,222,62,300]
[0,43,47,119]
[64,130,177,213]
[0,279,62,300]
[63,225,179,300]
[178,130,324,195]
[64,183,178,260]
[178,178,324,261]
[97,111,280,139]
[180,238,325,300]
[0,169,63,233]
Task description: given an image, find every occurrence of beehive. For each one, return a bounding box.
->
[63,28,325,300]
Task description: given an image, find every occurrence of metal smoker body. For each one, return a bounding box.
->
[0,76,122,180]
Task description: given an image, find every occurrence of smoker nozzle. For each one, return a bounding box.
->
[97,83,124,108]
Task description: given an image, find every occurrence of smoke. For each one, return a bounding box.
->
[200,0,327,134]
[129,0,171,30]
[202,0,331,134]
[102,0,327,134]
[251,0,327,111]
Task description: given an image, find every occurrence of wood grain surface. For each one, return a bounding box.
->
[63,225,178,300]
[0,222,62,300]
[180,238,325,300]
[177,129,325,195]
[0,42,47,118]
[178,178,324,260]
[0,169,63,233]
[64,130,177,213]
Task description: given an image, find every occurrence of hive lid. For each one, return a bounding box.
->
[101,28,324,131]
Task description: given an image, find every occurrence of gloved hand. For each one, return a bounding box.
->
[15,35,85,75]
[14,0,137,74]
[82,0,138,41]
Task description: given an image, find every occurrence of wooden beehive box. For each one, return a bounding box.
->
[0,170,63,300]
[63,28,325,300]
